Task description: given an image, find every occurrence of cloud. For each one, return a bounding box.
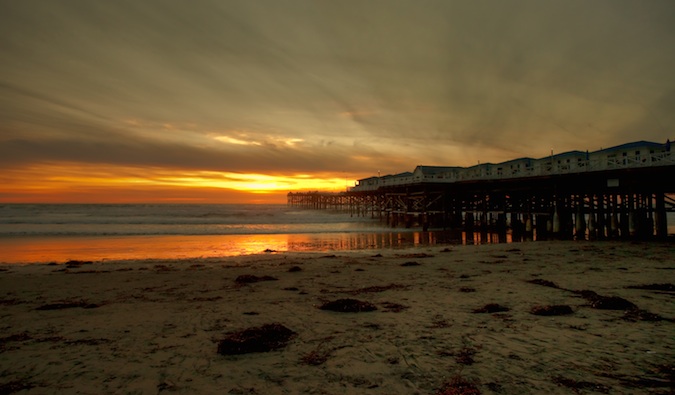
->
[1,0,674,183]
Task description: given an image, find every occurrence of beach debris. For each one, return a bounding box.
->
[348,283,407,294]
[622,308,665,322]
[190,296,222,302]
[65,260,93,267]
[575,290,636,310]
[0,298,22,306]
[430,316,452,329]
[530,305,574,316]
[287,266,302,272]
[0,380,35,394]
[242,311,259,315]
[321,254,337,258]
[380,302,408,312]
[319,298,377,313]
[63,338,110,346]
[157,380,177,392]
[626,283,675,292]
[552,375,611,393]
[455,347,478,365]
[371,253,383,257]
[459,287,476,293]
[282,287,300,291]
[435,375,481,395]
[0,332,32,352]
[234,274,278,284]
[216,323,297,355]
[301,349,331,366]
[526,279,561,289]
[401,261,421,267]
[597,364,674,390]
[397,252,434,258]
[36,300,101,310]
[472,303,510,314]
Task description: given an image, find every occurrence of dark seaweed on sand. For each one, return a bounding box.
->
[0,380,35,394]
[36,301,100,310]
[435,375,481,395]
[622,308,665,322]
[552,376,610,394]
[626,283,675,292]
[472,303,510,313]
[400,261,421,267]
[217,323,296,355]
[575,290,636,310]
[530,305,574,316]
[234,274,278,284]
[319,298,377,313]
[349,283,406,294]
[455,347,477,365]
[301,348,332,366]
[526,279,560,289]
[380,302,408,312]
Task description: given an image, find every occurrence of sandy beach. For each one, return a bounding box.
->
[1,240,673,394]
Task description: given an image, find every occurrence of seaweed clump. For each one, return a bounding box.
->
[319,298,377,313]
[36,300,100,310]
[472,303,510,314]
[435,375,481,395]
[576,290,636,310]
[626,283,675,292]
[234,275,278,284]
[530,305,574,316]
[552,376,610,393]
[217,323,296,355]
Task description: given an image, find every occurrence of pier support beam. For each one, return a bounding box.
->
[655,193,668,240]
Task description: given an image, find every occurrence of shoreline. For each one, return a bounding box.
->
[2,230,674,266]
[2,240,674,394]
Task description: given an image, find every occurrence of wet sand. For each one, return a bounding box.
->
[1,240,673,394]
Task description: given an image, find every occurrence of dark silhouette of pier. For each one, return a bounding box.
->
[288,141,675,240]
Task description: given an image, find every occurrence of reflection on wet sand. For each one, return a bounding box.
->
[0,230,522,264]
[286,229,519,252]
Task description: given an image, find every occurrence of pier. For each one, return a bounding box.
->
[288,140,675,240]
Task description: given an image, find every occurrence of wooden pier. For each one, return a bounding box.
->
[288,164,675,240]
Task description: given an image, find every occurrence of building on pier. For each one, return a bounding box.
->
[349,140,673,191]
[288,139,675,240]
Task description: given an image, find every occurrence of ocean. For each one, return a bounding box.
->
[0,204,450,264]
[1,204,673,264]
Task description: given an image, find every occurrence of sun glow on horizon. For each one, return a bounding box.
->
[0,163,351,204]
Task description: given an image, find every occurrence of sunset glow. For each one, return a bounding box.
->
[1,1,673,204]
[0,163,352,203]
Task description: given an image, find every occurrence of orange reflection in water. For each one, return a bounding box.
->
[0,235,298,264]
[0,230,519,265]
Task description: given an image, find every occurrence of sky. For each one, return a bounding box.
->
[1,0,674,203]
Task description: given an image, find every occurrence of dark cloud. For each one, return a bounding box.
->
[1,0,674,176]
